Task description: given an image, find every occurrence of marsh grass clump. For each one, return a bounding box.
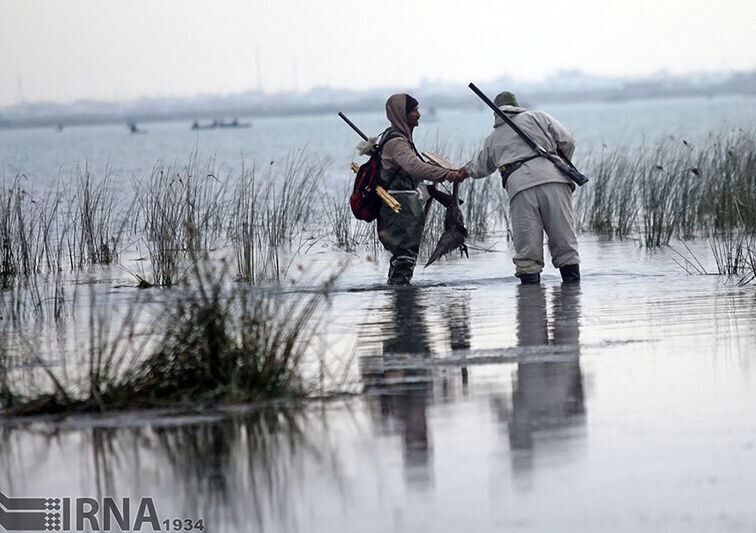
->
[579,129,756,247]
[72,168,132,267]
[112,261,333,407]
[0,261,336,416]
[250,154,322,281]
[709,232,751,276]
[0,169,134,288]
[229,164,261,282]
[742,246,756,285]
[462,176,507,241]
[316,168,381,256]
[262,153,321,248]
[0,177,63,280]
[0,150,339,289]
[320,179,361,253]
[228,153,324,282]
[137,156,228,287]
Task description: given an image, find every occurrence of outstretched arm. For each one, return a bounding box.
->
[388,138,456,182]
[463,136,497,179]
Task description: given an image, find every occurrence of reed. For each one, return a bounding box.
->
[0,171,130,285]
[228,152,324,282]
[709,232,750,276]
[136,154,228,287]
[253,153,320,281]
[112,261,334,407]
[74,167,129,267]
[0,260,336,416]
[462,176,504,241]
[0,178,56,279]
[320,179,359,252]
[578,129,756,247]
[229,164,262,282]
[742,245,756,285]
[262,152,320,248]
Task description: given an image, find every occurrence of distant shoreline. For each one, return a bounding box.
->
[2,91,755,131]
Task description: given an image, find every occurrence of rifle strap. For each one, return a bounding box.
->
[498,154,542,188]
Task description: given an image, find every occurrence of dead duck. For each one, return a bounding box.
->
[425,182,469,267]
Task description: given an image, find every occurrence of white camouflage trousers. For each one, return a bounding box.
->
[509,182,580,275]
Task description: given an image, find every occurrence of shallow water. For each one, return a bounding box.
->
[3,236,756,532]
[3,95,756,531]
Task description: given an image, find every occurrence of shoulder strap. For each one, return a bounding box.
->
[379,126,430,164]
[378,127,404,152]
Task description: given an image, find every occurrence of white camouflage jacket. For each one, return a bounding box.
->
[464,105,576,200]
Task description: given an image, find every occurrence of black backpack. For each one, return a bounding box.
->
[350,128,403,222]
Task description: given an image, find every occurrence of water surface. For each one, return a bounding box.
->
[3,95,756,186]
[3,237,756,532]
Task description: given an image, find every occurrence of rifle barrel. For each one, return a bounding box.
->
[338,112,369,142]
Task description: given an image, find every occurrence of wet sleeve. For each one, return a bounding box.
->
[464,136,497,179]
[387,138,456,182]
[546,114,575,160]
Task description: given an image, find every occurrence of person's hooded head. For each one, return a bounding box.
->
[385,93,420,140]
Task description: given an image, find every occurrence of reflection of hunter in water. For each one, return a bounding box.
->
[441,289,471,393]
[359,288,434,484]
[508,284,585,452]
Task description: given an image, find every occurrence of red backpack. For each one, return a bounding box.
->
[350,128,403,222]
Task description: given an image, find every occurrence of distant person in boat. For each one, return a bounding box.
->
[457,91,581,284]
[378,93,463,286]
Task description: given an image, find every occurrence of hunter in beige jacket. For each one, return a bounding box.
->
[463,92,581,284]
[464,103,575,199]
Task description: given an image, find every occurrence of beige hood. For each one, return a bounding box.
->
[385,94,414,140]
[493,105,527,128]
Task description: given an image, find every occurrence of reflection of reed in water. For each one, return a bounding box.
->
[508,284,586,453]
[2,407,339,533]
[148,408,338,532]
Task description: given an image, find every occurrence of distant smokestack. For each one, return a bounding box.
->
[256,45,263,93]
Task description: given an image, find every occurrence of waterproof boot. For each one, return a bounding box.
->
[559,264,581,283]
[515,272,541,285]
[387,257,416,286]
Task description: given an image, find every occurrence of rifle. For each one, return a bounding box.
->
[338,112,368,142]
[467,83,589,186]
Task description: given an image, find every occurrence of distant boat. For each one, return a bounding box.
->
[191,117,251,130]
[424,107,439,123]
[55,123,64,132]
[128,121,146,134]
[218,117,251,128]
[191,120,217,130]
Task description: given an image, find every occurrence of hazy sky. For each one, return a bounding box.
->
[1,0,755,106]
